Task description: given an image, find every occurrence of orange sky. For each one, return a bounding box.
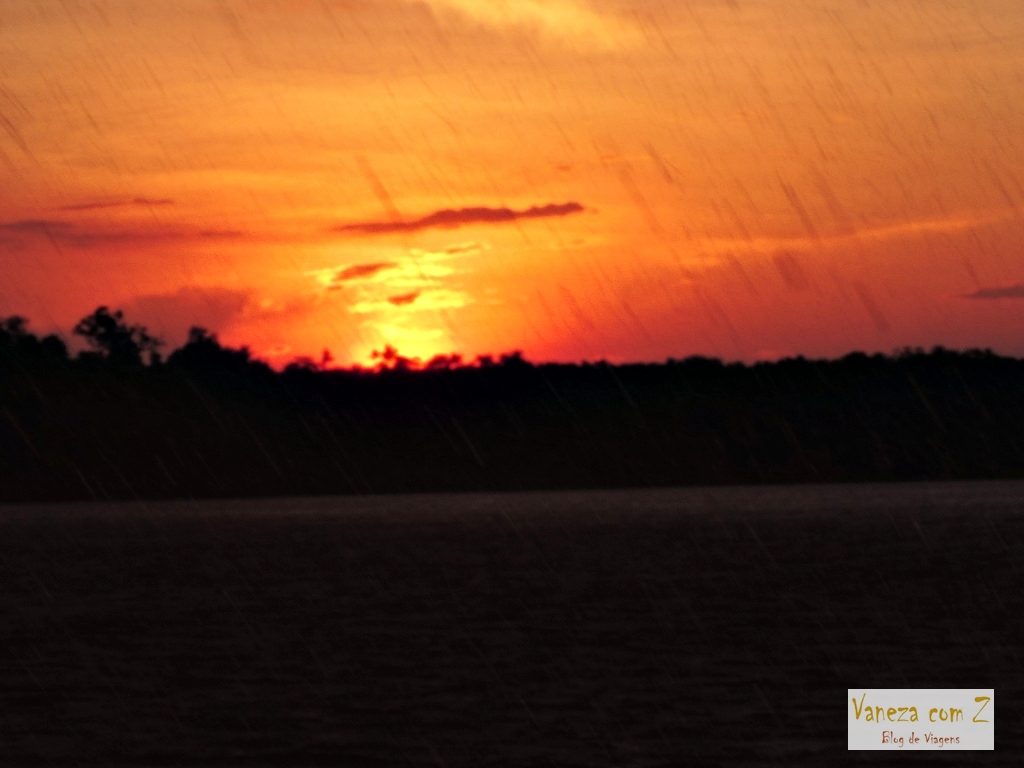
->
[2,0,1024,365]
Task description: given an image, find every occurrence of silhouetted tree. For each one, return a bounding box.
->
[73,306,161,366]
[372,345,417,371]
[0,315,29,340]
[0,315,68,365]
[499,351,529,369]
[166,326,271,380]
[285,349,334,373]
[4,307,1024,502]
[425,353,463,370]
[285,356,320,373]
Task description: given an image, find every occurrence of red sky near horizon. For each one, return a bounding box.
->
[2,0,1024,366]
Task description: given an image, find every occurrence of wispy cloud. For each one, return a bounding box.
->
[388,291,421,306]
[421,0,640,50]
[59,197,174,212]
[352,289,468,314]
[700,209,1016,256]
[442,242,485,255]
[0,219,73,236]
[309,256,457,293]
[333,202,584,236]
[197,229,243,239]
[0,218,241,248]
[333,262,397,283]
[963,283,1024,300]
[308,244,473,349]
[304,242,482,360]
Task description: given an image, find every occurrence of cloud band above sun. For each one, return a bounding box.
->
[963,283,1024,300]
[333,202,585,235]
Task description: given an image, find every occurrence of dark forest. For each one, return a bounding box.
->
[2,307,1022,502]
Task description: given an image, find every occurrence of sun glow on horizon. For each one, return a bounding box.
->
[2,1,1024,366]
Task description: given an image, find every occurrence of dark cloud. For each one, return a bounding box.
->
[0,219,76,250]
[0,218,242,248]
[198,229,244,239]
[333,202,584,235]
[0,219,74,235]
[963,283,1024,300]
[444,242,483,255]
[326,262,397,288]
[59,197,175,212]
[387,291,421,306]
[122,286,251,348]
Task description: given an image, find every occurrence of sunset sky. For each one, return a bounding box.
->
[2,0,1024,365]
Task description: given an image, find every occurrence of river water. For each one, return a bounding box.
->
[2,481,1021,765]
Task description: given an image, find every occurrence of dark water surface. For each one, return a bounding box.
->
[2,482,1022,766]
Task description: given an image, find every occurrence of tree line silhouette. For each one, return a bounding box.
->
[2,306,1023,501]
